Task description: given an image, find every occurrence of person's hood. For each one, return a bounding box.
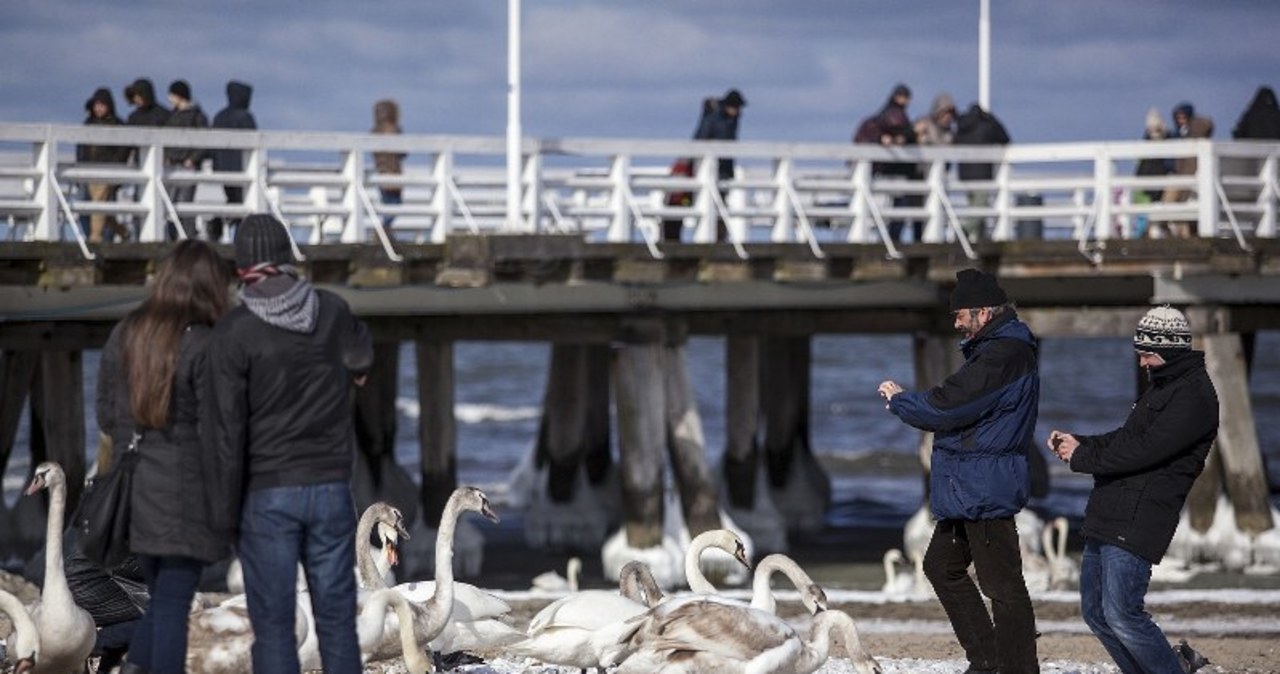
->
[956,103,986,134]
[226,81,252,110]
[1248,86,1278,112]
[373,99,400,132]
[84,87,117,117]
[126,78,158,107]
[929,93,956,121]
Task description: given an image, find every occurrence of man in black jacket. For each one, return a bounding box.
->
[209,80,257,241]
[206,214,373,674]
[1049,305,1217,674]
[953,104,1010,242]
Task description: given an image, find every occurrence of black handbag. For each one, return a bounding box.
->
[76,432,140,569]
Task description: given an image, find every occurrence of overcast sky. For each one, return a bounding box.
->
[1,1,1276,145]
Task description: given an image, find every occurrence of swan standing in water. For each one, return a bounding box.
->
[23,463,95,674]
[615,602,882,674]
[0,589,39,674]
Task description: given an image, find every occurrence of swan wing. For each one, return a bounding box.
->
[530,591,647,634]
[392,580,510,621]
[636,599,793,661]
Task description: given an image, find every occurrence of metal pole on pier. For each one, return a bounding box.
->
[979,0,990,111]
[506,0,522,232]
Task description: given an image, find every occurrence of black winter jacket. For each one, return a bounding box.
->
[205,289,373,537]
[96,321,230,563]
[954,105,1010,181]
[1071,351,1219,563]
[164,105,209,166]
[211,81,256,172]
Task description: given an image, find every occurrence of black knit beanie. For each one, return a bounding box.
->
[234,214,293,269]
[950,268,1008,311]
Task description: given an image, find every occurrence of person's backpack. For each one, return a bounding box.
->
[853,115,882,144]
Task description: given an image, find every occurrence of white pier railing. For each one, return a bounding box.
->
[1,123,1277,261]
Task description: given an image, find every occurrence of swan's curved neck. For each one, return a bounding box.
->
[0,591,37,661]
[620,564,663,607]
[422,498,460,639]
[43,479,69,597]
[387,592,430,674]
[355,515,382,589]
[685,535,719,594]
[751,555,812,613]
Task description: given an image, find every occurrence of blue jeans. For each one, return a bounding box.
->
[238,481,360,674]
[129,555,203,674]
[1080,539,1183,674]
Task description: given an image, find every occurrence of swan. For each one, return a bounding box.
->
[681,528,751,594]
[531,556,582,593]
[902,503,935,564]
[1015,508,1046,557]
[508,561,660,670]
[615,601,882,674]
[23,463,96,674]
[355,589,432,674]
[356,502,411,590]
[366,486,521,660]
[880,549,915,596]
[0,589,39,674]
[1043,517,1079,590]
[748,553,827,615]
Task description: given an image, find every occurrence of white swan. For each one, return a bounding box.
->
[681,528,751,594]
[0,589,39,674]
[356,589,432,674]
[615,602,882,674]
[749,553,827,615]
[618,559,665,608]
[1015,508,1046,557]
[23,463,95,674]
[902,503,935,563]
[1044,517,1079,590]
[531,556,581,593]
[508,561,660,670]
[881,549,915,596]
[367,486,522,660]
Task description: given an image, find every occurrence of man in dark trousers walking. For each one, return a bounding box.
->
[878,268,1040,674]
[1049,306,1216,674]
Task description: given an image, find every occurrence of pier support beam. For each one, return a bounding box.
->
[353,341,419,526]
[30,351,86,513]
[613,340,666,549]
[1196,333,1274,533]
[663,337,720,538]
[415,339,456,527]
[523,343,615,551]
[720,335,787,553]
[760,335,830,533]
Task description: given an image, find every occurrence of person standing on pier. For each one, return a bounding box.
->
[371,98,406,228]
[77,87,131,243]
[878,268,1040,674]
[163,79,209,240]
[96,239,232,674]
[694,88,746,241]
[1047,306,1217,674]
[205,214,373,674]
[1164,102,1213,239]
[209,80,257,242]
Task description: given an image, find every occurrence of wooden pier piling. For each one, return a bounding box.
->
[415,339,457,526]
[612,340,665,549]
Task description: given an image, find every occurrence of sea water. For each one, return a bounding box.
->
[3,332,1278,529]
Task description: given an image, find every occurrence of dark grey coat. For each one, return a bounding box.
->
[96,321,231,563]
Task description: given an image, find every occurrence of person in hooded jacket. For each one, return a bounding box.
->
[1232,86,1280,140]
[953,103,1011,242]
[77,87,131,242]
[879,268,1040,674]
[209,80,257,241]
[867,84,923,244]
[1162,102,1214,239]
[1048,306,1218,674]
[693,88,746,241]
[206,214,373,674]
[371,99,406,228]
[163,80,210,240]
[96,239,232,674]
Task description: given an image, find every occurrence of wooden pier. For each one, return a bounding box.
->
[2,235,1279,574]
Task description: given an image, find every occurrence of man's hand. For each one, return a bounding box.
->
[877,380,904,408]
[1048,431,1079,463]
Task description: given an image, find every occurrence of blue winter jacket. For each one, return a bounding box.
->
[889,310,1039,520]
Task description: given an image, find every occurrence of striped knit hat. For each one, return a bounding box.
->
[1134,305,1191,356]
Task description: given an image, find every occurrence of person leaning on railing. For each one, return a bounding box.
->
[77,87,131,243]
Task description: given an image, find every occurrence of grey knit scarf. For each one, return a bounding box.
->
[239,273,318,333]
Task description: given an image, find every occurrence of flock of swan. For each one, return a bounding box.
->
[0,461,883,674]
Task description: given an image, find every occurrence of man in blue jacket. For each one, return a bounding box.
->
[879,268,1039,674]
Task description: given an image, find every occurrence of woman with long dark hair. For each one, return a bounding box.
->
[95,239,231,674]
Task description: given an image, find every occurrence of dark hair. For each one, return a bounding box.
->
[123,240,230,428]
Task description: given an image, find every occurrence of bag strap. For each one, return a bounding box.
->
[124,431,142,454]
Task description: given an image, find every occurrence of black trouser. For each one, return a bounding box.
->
[923,518,1039,674]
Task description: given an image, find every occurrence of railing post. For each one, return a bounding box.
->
[1259,154,1277,238]
[33,134,56,241]
[429,151,454,243]
[522,150,541,233]
[247,145,267,215]
[1198,142,1219,238]
[139,144,165,242]
[923,160,946,243]
[993,160,1012,240]
[1093,150,1113,241]
[693,153,718,243]
[771,158,793,243]
[606,154,631,243]
[341,149,361,243]
[849,159,872,242]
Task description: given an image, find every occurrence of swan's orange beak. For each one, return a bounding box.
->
[384,539,399,568]
[15,656,36,674]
